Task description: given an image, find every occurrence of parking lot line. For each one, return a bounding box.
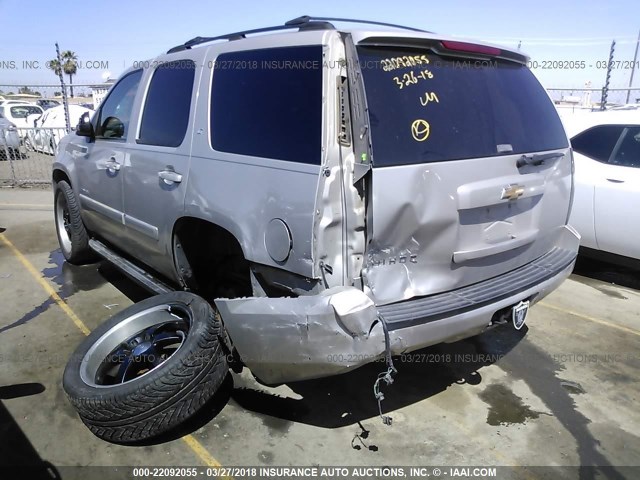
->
[0,232,226,471]
[539,301,640,337]
[0,233,91,336]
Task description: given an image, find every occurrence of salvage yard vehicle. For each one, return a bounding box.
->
[0,102,44,134]
[54,16,580,443]
[565,110,640,262]
[25,104,94,154]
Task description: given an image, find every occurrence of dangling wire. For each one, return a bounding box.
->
[373,313,397,426]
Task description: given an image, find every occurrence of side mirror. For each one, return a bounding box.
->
[101,116,125,139]
[76,112,94,138]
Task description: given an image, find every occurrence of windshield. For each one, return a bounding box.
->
[357,46,569,166]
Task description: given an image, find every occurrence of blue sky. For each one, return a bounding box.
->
[1,0,639,98]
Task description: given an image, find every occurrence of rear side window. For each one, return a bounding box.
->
[210,46,323,165]
[571,125,625,163]
[357,46,569,166]
[139,60,196,147]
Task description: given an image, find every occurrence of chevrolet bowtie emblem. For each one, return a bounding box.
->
[501,184,525,200]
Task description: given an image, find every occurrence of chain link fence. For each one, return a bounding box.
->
[547,86,640,109]
[1,83,104,186]
[1,127,67,186]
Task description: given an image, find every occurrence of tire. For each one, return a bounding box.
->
[54,180,95,265]
[63,291,229,443]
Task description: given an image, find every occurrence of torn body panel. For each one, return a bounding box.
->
[215,287,384,385]
[313,35,367,290]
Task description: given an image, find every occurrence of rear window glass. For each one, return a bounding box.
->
[357,46,569,166]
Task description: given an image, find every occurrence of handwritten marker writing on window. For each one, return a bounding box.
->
[411,120,431,142]
[420,92,440,107]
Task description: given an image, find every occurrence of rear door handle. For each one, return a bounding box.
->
[106,157,121,173]
[158,168,182,185]
[606,178,624,183]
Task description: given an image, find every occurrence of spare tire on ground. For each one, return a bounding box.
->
[63,291,228,443]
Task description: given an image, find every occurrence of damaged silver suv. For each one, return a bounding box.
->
[55,16,580,442]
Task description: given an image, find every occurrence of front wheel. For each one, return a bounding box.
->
[63,292,229,443]
[54,180,95,265]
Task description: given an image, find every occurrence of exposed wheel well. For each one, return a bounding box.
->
[53,169,70,186]
[173,217,252,300]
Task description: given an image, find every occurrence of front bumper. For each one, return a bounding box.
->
[216,226,579,385]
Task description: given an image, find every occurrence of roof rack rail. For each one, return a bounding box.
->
[167,15,427,54]
[285,15,427,33]
[167,18,335,54]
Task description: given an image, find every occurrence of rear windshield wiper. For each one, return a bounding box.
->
[517,152,565,168]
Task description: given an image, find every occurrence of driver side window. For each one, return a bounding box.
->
[95,69,143,139]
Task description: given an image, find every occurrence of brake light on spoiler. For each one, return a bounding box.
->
[440,40,502,56]
[357,36,529,65]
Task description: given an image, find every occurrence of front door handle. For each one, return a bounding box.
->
[606,178,624,183]
[106,157,121,173]
[158,168,183,185]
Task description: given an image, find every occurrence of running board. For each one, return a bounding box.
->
[88,239,173,295]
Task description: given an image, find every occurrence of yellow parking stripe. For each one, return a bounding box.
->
[1,233,91,336]
[539,301,640,337]
[182,435,224,467]
[0,232,226,471]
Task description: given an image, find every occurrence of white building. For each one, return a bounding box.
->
[90,79,115,109]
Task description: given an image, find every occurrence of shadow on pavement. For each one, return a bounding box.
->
[230,326,526,429]
[0,383,61,479]
[573,250,640,292]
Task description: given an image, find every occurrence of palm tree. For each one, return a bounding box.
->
[61,51,78,98]
[48,58,62,77]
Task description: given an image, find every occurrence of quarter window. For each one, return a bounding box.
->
[210,46,323,165]
[96,70,143,139]
[139,60,196,147]
[571,125,625,163]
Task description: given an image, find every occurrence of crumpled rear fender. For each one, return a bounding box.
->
[215,287,385,384]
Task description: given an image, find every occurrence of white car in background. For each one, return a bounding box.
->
[565,110,640,262]
[25,104,94,154]
[0,103,44,133]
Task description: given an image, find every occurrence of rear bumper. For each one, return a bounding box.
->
[216,226,579,384]
[379,246,576,331]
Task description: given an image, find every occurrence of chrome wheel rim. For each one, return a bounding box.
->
[80,304,191,388]
[55,192,72,254]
